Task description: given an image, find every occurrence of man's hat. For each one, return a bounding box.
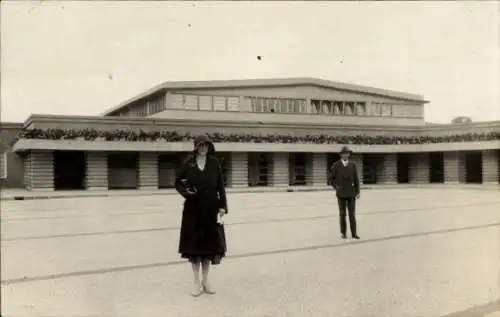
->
[339,146,353,155]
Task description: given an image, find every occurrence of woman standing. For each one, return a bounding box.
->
[175,135,228,297]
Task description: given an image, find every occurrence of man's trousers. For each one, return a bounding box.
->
[337,197,357,236]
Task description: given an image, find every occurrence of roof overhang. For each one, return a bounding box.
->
[12,139,500,154]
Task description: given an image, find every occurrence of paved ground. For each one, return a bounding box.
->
[2,184,499,201]
[1,188,499,317]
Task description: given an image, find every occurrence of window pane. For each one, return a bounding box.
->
[199,96,212,110]
[184,95,198,110]
[381,104,392,116]
[345,102,354,115]
[334,102,343,115]
[299,100,306,113]
[227,97,240,111]
[214,96,226,111]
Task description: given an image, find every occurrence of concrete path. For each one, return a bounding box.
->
[1,188,499,316]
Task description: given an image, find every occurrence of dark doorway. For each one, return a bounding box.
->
[248,153,270,187]
[362,154,379,184]
[257,153,269,186]
[289,153,307,186]
[158,153,182,189]
[53,151,86,190]
[216,152,231,186]
[465,151,483,183]
[107,152,139,189]
[326,153,340,185]
[397,153,410,183]
[429,152,444,183]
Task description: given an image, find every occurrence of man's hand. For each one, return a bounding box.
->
[356,194,360,199]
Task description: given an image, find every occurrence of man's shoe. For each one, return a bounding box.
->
[352,235,360,239]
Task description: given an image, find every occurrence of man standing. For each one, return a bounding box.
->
[328,146,361,239]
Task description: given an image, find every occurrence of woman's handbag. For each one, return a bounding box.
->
[216,222,227,252]
[179,178,197,196]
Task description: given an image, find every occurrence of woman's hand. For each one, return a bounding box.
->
[217,208,226,225]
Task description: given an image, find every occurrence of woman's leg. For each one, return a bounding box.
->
[201,260,216,294]
[191,261,203,296]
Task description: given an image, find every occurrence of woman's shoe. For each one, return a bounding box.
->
[202,282,216,295]
[191,284,203,297]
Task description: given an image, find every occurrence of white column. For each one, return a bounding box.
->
[27,150,54,191]
[229,152,248,187]
[138,152,158,190]
[86,152,108,190]
[307,153,327,186]
[443,151,464,184]
[378,154,398,184]
[482,150,499,184]
[409,153,430,184]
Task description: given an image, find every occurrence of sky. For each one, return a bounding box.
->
[1,1,499,123]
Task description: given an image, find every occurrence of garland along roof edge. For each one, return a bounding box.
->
[12,128,500,145]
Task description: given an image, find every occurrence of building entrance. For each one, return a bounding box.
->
[289,153,307,185]
[465,151,483,183]
[158,153,183,188]
[216,152,230,186]
[107,152,138,189]
[53,150,86,190]
[248,153,270,187]
[362,154,379,184]
[397,153,410,183]
[429,152,444,183]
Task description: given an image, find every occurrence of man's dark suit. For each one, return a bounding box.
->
[328,160,360,237]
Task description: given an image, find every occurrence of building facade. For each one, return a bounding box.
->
[1,78,499,191]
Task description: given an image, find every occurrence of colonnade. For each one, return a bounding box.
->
[22,149,500,191]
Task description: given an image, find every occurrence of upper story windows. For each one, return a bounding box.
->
[248,97,307,113]
[116,92,423,119]
[117,93,167,117]
[310,100,421,118]
[311,100,367,116]
[168,94,241,112]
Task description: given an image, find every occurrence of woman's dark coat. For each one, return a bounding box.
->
[175,138,228,261]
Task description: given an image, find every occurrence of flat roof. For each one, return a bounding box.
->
[101,77,428,116]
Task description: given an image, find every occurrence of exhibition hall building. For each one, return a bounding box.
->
[1,78,499,191]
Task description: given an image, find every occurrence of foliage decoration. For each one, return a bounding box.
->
[14,128,500,145]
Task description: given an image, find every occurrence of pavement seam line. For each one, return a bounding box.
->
[2,222,498,285]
